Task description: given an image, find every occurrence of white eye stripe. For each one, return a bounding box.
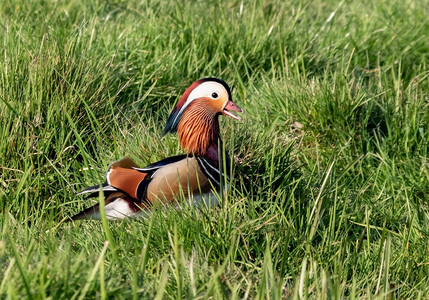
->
[187,82,225,102]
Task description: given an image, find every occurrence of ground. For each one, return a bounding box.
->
[0,0,428,298]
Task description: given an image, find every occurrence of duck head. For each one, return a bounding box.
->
[163,78,243,156]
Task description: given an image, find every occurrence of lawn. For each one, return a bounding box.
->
[1,0,428,298]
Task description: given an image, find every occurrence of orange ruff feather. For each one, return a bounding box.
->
[177,99,220,156]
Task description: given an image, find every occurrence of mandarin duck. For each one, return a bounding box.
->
[69,78,243,221]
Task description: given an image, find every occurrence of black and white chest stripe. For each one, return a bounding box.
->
[196,157,229,187]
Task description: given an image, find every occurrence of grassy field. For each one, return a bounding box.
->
[1,0,428,298]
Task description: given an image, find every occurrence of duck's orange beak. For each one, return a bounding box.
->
[222,100,244,121]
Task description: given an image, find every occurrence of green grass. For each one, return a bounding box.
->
[1,0,428,298]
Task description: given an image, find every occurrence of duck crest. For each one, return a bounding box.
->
[162,79,206,135]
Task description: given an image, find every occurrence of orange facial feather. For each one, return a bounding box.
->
[177,98,220,156]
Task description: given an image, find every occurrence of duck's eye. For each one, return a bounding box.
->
[211,92,219,99]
